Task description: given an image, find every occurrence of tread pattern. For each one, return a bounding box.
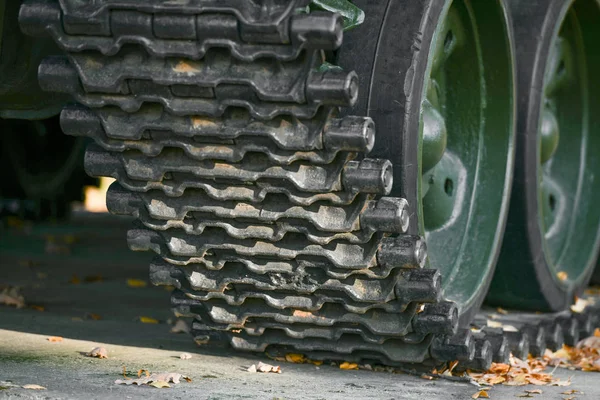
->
[20,0,464,366]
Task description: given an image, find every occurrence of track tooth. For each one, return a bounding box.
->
[539,321,564,351]
[396,269,442,305]
[522,325,547,357]
[504,330,530,360]
[459,338,493,372]
[430,329,475,362]
[573,311,594,338]
[412,302,458,336]
[478,328,510,364]
[556,315,579,346]
[378,235,428,269]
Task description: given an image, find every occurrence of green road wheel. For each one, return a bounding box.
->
[338,0,516,325]
[488,0,600,311]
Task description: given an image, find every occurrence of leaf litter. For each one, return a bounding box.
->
[247,362,281,373]
[115,372,191,387]
[86,347,108,359]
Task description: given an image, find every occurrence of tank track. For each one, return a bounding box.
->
[19,0,600,371]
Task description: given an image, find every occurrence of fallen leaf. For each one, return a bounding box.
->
[339,361,359,370]
[87,347,108,359]
[22,384,46,390]
[47,336,63,342]
[525,389,542,394]
[487,320,503,328]
[179,353,192,360]
[137,370,150,378]
[170,319,190,334]
[561,390,582,395]
[139,316,159,324]
[149,381,170,388]
[517,394,533,398]
[71,317,83,322]
[472,390,489,399]
[0,287,25,308]
[30,305,44,312]
[570,298,588,313]
[285,353,306,363]
[127,279,147,288]
[69,275,81,284]
[36,272,48,279]
[247,362,281,373]
[557,271,568,281]
[85,313,102,320]
[497,307,508,315]
[115,372,190,386]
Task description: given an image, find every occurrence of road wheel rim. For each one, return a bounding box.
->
[417,0,515,317]
[538,0,600,289]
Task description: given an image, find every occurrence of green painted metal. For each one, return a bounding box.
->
[418,0,515,316]
[538,2,600,291]
[310,0,365,30]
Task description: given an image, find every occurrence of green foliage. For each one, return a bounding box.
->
[309,0,365,31]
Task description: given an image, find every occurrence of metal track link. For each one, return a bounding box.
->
[21,0,467,368]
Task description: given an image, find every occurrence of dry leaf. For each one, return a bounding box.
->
[561,390,582,395]
[570,298,588,313]
[497,307,508,315]
[139,316,159,324]
[149,381,170,388]
[487,320,503,328]
[137,370,150,378]
[115,372,190,386]
[557,271,568,281]
[170,320,190,333]
[30,305,44,312]
[247,362,281,373]
[69,275,81,284]
[339,362,359,370]
[127,279,147,288]
[472,390,489,399]
[517,394,533,398]
[0,287,25,308]
[47,336,63,342]
[179,353,192,360]
[22,384,46,390]
[87,347,108,359]
[285,353,306,363]
[85,313,102,320]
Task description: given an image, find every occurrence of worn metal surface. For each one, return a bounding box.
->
[19,0,466,368]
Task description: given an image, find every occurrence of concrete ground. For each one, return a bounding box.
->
[0,212,598,400]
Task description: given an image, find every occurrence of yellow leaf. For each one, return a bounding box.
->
[557,271,568,281]
[309,359,324,366]
[30,305,45,312]
[472,390,489,399]
[496,307,508,315]
[285,353,306,363]
[69,275,81,284]
[138,369,150,378]
[127,279,148,288]
[339,362,358,370]
[149,381,170,388]
[139,316,159,324]
[594,328,600,338]
[47,336,63,342]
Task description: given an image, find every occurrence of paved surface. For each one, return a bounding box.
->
[0,212,598,399]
